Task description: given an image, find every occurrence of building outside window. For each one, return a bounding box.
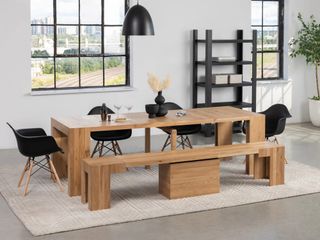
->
[31,0,129,91]
[251,0,284,80]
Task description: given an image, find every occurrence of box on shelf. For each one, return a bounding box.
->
[229,74,243,84]
[212,74,228,84]
[212,56,237,62]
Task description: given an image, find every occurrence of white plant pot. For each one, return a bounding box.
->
[309,99,320,127]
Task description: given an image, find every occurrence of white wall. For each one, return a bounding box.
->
[0,0,318,149]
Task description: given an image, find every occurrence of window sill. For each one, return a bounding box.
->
[30,86,136,96]
[256,79,291,85]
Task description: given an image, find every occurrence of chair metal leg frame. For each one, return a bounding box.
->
[267,137,288,164]
[91,140,123,157]
[19,156,64,196]
[161,135,193,151]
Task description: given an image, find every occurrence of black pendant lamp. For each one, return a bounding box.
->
[122,1,155,36]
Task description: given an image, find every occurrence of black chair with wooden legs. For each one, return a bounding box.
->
[88,106,132,157]
[160,102,202,151]
[7,123,64,196]
[242,104,292,163]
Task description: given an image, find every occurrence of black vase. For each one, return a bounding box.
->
[156,104,168,117]
[155,91,165,105]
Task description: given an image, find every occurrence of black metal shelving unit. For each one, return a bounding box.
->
[192,29,257,135]
[192,29,257,111]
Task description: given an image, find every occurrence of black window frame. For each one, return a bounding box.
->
[251,0,284,80]
[31,0,130,91]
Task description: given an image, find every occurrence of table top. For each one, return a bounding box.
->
[51,107,261,133]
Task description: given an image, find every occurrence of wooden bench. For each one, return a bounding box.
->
[81,142,285,211]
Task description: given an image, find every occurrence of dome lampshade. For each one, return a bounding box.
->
[122,3,155,36]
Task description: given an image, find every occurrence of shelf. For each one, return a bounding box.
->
[196,39,253,44]
[196,60,253,66]
[196,101,253,109]
[197,81,253,88]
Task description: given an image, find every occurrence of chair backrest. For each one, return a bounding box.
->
[261,104,292,136]
[7,123,29,156]
[88,106,115,115]
[163,102,182,111]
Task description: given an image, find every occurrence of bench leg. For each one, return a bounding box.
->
[254,154,268,179]
[81,166,88,204]
[269,146,285,186]
[88,166,111,211]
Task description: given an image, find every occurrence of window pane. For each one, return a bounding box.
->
[31,0,53,23]
[31,26,54,57]
[105,0,125,25]
[80,0,101,24]
[56,58,79,88]
[32,58,54,89]
[80,57,103,87]
[263,27,278,51]
[104,27,125,54]
[80,26,102,55]
[251,1,262,25]
[252,26,262,51]
[57,26,79,55]
[104,57,126,86]
[263,53,279,78]
[256,53,262,79]
[263,1,278,25]
[57,0,78,24]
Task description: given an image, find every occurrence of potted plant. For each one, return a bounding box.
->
[290,13,320,126]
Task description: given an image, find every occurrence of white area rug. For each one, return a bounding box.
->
[1,158,320,236]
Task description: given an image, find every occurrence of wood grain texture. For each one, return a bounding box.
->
[52,107,265,196]
[245,114,266,175]
[215,122,233,160]
[159,160,220,199]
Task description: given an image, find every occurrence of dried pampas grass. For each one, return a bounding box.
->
[147,73,171,92]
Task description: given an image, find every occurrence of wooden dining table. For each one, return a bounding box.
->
[51,106,265,197]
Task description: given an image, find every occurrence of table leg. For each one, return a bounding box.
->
[51,124,68,178]
[245,115,265,175]
[215,122,233,160]
[144,128,151,169]
[171,129,177,150]
[67,128,91,197]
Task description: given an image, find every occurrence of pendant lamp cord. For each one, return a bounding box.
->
[137,0,139,5]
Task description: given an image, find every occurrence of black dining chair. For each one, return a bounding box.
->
[7,123,64,196]
[243,104,292,162]
[159,102,202,151]
[88,106,132,157]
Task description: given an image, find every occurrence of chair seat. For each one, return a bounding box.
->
[91,130,132,142]
[162,124,202,135]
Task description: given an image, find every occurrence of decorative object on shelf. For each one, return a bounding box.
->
[145,104,159,118]
[229,74,243,84]
[212,56,237,62]
[290,13,320,126]
[147,73,171,117]
[212,74,229,84]
[122,0,155,36]
[100,103,108,122]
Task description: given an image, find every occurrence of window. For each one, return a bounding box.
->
[251,0,284,80]
[31,0,129,90]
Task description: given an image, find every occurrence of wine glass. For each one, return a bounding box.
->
[114,104,122,119]
[125,105,133,113]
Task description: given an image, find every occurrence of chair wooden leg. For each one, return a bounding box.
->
[91,141,100,157]
[161,135,170,151]
[49,159,64,192]
[18,158,30,188]
[111,141,117,156]
[46,155,57,182]
[23,160,34,196]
